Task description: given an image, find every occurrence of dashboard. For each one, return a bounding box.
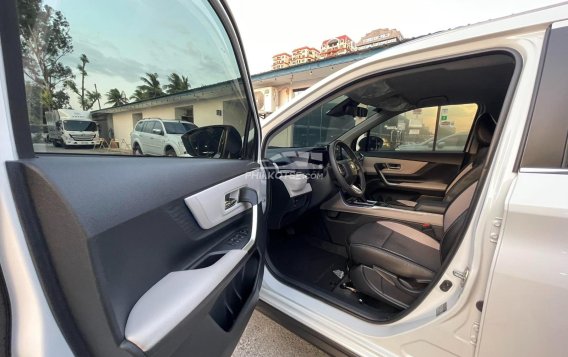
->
[264,146,336,229]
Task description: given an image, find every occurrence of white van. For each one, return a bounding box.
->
[45,109,99,148]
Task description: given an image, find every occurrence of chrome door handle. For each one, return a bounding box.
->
[224,196,237,210]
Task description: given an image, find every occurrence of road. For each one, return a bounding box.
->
[233,310,328,357]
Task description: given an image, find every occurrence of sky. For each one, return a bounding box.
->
[45,0,241,109]
[40,0,564,110]
[226,0,564,74]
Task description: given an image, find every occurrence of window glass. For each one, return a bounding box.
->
[369,107,438,151]
[435,104,477,151]
[269,95,374,148]
[17,0,255,159]
[141,121,152,134]
[134,121,144,132]
[360,104,477,152]
[148,122,162,135]
[163,122,196,134]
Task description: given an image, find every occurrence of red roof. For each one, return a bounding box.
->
[322,35,353,46]
[292,46,319,52]
[272,52,291,58]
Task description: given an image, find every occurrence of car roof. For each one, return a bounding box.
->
[139,118,193,123]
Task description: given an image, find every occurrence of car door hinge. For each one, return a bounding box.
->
[453,267,470,287]
[470,321,480,345]
[489,217,503,243]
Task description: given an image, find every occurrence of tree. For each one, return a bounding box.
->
[66,54,100,110]
[130,89,148,102]
[106,88,128,107]
[134,72,164,99]
[19,1,74,110]
[163,73,190,94]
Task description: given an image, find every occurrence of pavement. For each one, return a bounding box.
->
[233,310,328,357]
[33,143,131,155]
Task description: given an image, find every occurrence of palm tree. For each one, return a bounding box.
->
[130,89,148,102]
[163,73,190,94]
[106,88,128,107]
[86,90,101,110]
[135,72,164,99]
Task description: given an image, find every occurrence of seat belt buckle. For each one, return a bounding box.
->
[421,223,435,238]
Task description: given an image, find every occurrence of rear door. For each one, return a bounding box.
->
[146,121,164,155]
[477,22,568,356]
[0,0,266,356]
[357,104,478,202]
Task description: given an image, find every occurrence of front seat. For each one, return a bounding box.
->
[349,178,478,309]
[393,112,495,209]
[348,116,494,308]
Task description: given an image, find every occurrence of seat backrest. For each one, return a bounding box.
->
[439,113,496,261]
[443,113,495,202]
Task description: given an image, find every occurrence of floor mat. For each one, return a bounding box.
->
[268,232,347,291]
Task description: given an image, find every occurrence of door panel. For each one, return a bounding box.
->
[361,151,465,201]
[6,156,266,356]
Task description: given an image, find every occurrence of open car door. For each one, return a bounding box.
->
[0,0,266,356]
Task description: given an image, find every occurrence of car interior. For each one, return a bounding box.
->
[262,52,517,321]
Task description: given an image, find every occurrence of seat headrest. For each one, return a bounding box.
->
[474,113,496,147]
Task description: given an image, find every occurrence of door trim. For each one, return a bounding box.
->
[320,192,443,226]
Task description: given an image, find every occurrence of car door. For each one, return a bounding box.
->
[357,104,478,202]
[138,121,153,154]
[0,0,266,356]
[477,23,568,356]
[145,121,163,155]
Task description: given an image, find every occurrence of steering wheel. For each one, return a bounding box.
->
[328,140,366,198]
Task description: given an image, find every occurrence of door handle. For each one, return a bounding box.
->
[385,163,401,170]
[224,196,237,210]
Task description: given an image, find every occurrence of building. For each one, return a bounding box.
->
[91,46,389,148]
[272,53,291,70]
[356,28,403,51]
[320,35,356,59]
[290,47,320,66]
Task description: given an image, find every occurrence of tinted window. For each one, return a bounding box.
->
[269,95,374,148]
[360,104,477,152]
[134,121,144,132]
[141,121,154,134]
[163,122,196,134]
[148,122,162,135]
[16,0,255,158]
[520,26,568,169]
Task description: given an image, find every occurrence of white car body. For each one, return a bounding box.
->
[0,2,567,357]
[260,6,568,357]
[130,118,196,157]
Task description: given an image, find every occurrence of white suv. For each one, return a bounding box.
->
[130,119,196,157]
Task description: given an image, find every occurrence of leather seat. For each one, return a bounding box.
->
[348,114,496,308]
[393,112,496,209]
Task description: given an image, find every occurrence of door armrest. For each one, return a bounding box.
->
[414,199,448,214]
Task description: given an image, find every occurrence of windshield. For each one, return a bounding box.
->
[63,120,97,132]
[268,95,375,148]
[163,122,196,134]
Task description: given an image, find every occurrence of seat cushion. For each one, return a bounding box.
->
[349,221,441,280]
